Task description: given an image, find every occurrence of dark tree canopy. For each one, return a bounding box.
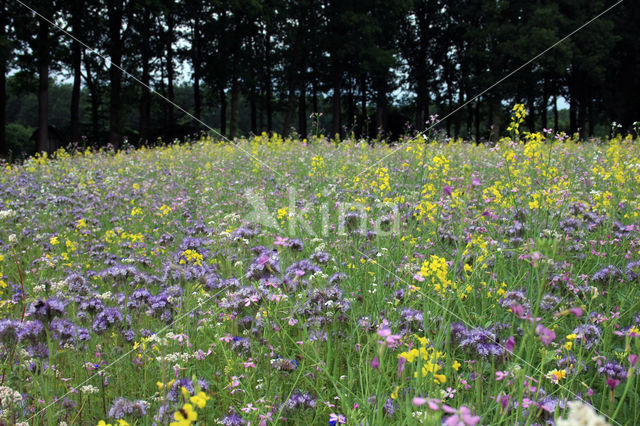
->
[0,0,637,157]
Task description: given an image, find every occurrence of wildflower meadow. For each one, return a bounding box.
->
[1,108,640,425]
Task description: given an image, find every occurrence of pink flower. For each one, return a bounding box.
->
[397,357,406,377]
[505,336,516,353]
[510,304,525,318]
[377,327,391,338]
[412,397,428,406]
[495,371,509,381]
[427,398,442,411]
[385,334,402,348]
[535,324,556,346]
[219,334,233,343]
[568,307,583,317]
[370,356,380,370]
[241,403,258,413]
[442,387,456,399]
[274,236,289,246]
[607,378,621,390]
[629,354,638,367]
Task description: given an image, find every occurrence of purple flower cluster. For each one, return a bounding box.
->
[453,323,505,359]
[108,397,148,419]
[92,307,125,333]
[245,248,281,281]
[281,390,316,411]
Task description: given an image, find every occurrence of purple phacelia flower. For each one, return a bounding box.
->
[108,397,148,419]
[50,318,90,347]
[598,361,627,382]
[572,323,601,350]
[29,297,66,320]
[92,307,124,333]
[457,325,505,358]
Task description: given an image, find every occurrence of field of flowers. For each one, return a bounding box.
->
[1,112,640,425]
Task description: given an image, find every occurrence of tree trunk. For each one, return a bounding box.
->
[265,28,273,133]
[70,41,82,143]
[0,54,5,156]
[192,17,202,121]
[541,79,548,130]
[588,97,594,137]
[229,77,239,139]
[466,101,473,139]
[139,10,151,142]
[250,90,257,134]
[375,89,386,138]
[107,0,124,148]
[331,72,341,138]
[219,84,226,137]
[578,91,587,140]
[0,0,7,156]
[282,87,296,136]
[569,73,577,135]
[454,88,463,139]
[415,89,424,132]
[360,76,367,138]
[445,85,452,137]
[312,79,318,114]
[83,53,100,143]
[527,95,535,133]
[37,16,50,153]
[553,94,558,131]
[69,4,82,144]
[298,89,307,138]
[474,101,480,143]
[166,14,175,136]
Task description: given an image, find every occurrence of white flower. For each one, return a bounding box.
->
[0,386,22,406]
[556,401,611,426]
[0,210,15,220]
[8,234,17,245]
[97,291,112,301]
[80,385,99,394]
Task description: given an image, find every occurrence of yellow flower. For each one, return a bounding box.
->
[117,421,130,426]
[452,360,461,371]
[548,369,566,382]
[399,349,419,363]
[49,236,59,245]
[434,374,446,384]
[171,403,197,426]
[390,386,400,400]
[181,386,190,400]
[190,391,211,409]
[415,335,429,346]
[97,421,112,426]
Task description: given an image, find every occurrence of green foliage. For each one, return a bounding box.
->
[5,123,35,157]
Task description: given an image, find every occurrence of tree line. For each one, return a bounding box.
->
[0,0,638,156]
